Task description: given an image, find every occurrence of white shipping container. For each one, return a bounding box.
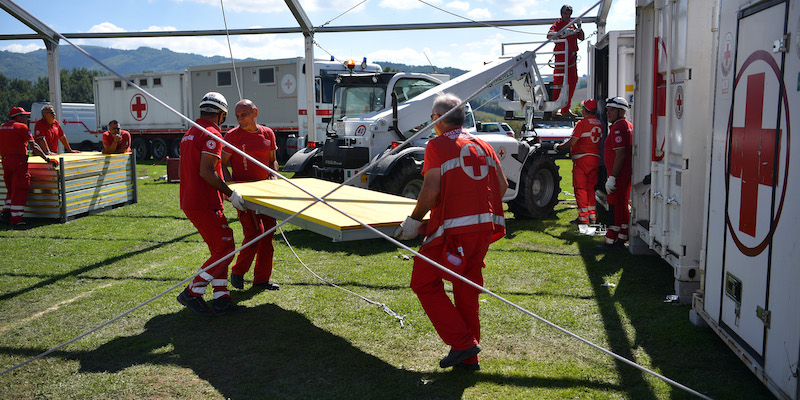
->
[626,0,717,302]
[693,0,800,399]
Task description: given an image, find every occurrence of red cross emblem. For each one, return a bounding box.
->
[461,143,489,180]
[729,72,779,237]
[721,32,734,76]
[497,146,506,159]
[130,94,148,121]
[674,86,683,119]
[725,50,791,257]
[651,37,668,161]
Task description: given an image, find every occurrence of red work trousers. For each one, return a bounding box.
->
[231,209,276,284]
[183,208,235,299]
[411,231,491,365]
[604,178,631,245]
[1,156,31,225]
[552,54,578,113]
[572,156,599,224]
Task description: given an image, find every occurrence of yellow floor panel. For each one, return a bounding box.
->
[229,178,425,242]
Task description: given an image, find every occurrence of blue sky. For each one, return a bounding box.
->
[0,0,634,74]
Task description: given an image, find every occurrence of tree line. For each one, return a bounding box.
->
[0,67,102,122]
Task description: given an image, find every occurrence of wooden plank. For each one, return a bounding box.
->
[229,178,426,241]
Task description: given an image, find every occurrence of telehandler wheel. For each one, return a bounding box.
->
[373,158,423,199]
[510,156,561,219]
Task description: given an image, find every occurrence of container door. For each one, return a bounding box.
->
[719,0,789,363]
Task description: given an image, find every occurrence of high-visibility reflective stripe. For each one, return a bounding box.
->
[571,153,600,160]
[439,156,498,175]
[211,279,227,287]
[8,205,24,211]
[423,212,505,245]
[191,285,206,295]
[588,206,596,211]
[213,290,230,299]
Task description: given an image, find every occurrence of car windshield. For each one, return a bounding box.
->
[331,86,386,121]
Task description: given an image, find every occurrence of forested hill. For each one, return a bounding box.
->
[0,46,254,81]
[0,45,467,82]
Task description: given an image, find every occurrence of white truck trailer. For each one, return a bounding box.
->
[92,57,382,162]
[591,0,798,398]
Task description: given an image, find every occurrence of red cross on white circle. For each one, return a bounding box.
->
[130,94,148,121]
[460,143,489,180]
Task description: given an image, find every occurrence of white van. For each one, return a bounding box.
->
[30,102,100,151]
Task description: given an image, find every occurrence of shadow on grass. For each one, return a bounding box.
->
[0,231,198,303]
[561,221,774,399]
[65,304,621,399]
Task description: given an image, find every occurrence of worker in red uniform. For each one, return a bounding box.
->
[554,99,603,225]
[547,4,584,118]
[176,92,248,316]
[220,99,280,291]
[598,96,633,251]
[0,107,56,226]
[33,105,80,154]
[395,93,508,372]
[101,120,131,154]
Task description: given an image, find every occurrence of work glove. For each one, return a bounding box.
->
[228,190,246,211]
[553,143,560,152]
[605,176,617,195]
[394,216,423,240]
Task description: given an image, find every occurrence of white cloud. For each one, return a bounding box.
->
[0,43,43,53]
[88,22,127,33]
[172,0,366,13]
[446,1,470,11]
[467,8,492,19]
[378,0,423,10]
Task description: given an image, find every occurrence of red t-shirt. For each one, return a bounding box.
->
[33,119,64,152]
[0,121,33,156]
[570,114,603,157]
[179,119,225,210]
[549,19,580,59]
[604,119,633,180]
[222,125,277,182]
[102,130,131,152]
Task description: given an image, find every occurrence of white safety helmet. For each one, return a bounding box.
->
[605,96,630,110]
[199,92,228,114]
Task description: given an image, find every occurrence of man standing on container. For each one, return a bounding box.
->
[597,97,633,250]
[221,99,280,291]
[176,92,247,316]
[101,120,131,154]
[395,93,508,372]
[0,107,56,226]
[33,105,80,154]
[554,99,603,225]
[547,4,584,117]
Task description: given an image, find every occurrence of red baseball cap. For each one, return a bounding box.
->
[581,99,598,113]
[9,106,31,118]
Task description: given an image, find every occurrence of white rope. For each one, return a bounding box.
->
[278,227,406,328]
[1,4,714,399]
[220,0,243,101]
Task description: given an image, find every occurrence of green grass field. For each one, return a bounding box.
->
[0,159,774,399]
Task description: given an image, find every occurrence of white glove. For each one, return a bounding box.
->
[605,176,617,195]
[394,216,423,240]
[229,190,246,211]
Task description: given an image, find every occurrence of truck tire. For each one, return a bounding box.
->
[169,139,181,158]
[372,158,423,199]
[510,156,561,219]
[151,138,168,161]
[131,137,151,161]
